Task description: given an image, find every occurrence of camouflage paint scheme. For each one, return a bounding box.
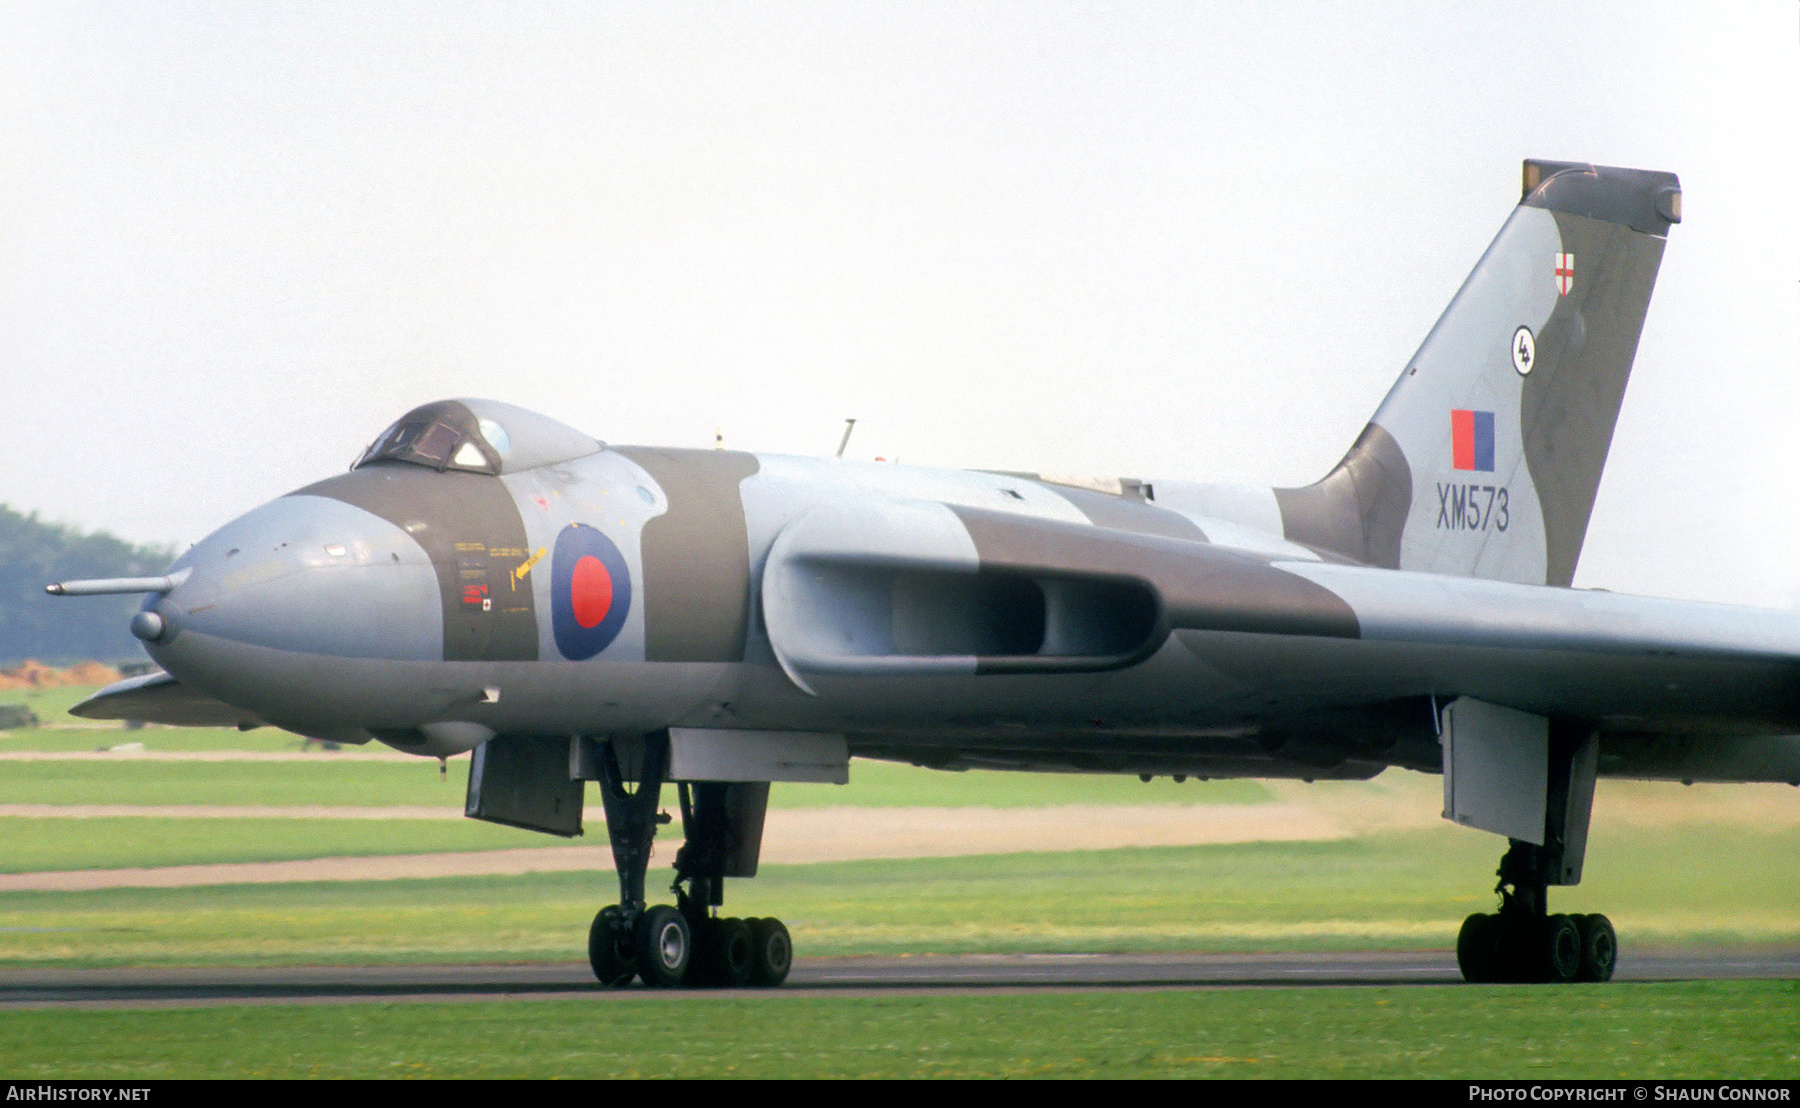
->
[75,162,1800,794]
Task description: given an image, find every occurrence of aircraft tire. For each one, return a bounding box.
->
[1542,914,1582,984]
[707,917,756,988]
[747,917,793,987]
[681,916,718,988]
[1456,913,1501,983]
[1495,914,1544,983]
[635,905,691,988]
[1574,914,1617,983]
[588,906,637,987]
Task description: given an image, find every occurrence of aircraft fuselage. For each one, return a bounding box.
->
[134,439,1800,785]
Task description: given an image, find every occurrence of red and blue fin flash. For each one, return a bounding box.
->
[1451,409,1495,472]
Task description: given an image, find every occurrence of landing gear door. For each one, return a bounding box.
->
[717,782,769,877]
[1441,697,1548,844]
[466,735,585,837]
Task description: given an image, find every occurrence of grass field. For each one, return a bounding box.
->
[0,726,317,754]
[3,684,1272,807]
[2,687,1797,965]
[1,683,302,752]
[0,756,1272,810]
[2,982,1794,1079]
[4,824,1796,968]
[0,683,124,722]
[0,816,558,874]
[5,688,1798,1080]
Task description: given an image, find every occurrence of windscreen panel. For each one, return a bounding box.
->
[356,401,500,474]
[354,399,602,475]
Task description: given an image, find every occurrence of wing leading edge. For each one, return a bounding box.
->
[70,671,266,729]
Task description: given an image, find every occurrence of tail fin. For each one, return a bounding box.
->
[1275,160,1680,586]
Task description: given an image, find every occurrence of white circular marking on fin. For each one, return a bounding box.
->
[1511,326,1536,376]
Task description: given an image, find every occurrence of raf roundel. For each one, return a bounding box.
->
[550,524,632,660]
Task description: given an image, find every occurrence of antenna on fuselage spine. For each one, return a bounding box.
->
[835,418,857,458]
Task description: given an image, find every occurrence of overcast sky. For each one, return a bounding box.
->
[4,3,1796,606]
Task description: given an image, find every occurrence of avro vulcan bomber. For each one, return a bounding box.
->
[53,161,1800,987]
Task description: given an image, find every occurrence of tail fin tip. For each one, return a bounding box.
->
[1522,159,1681,236]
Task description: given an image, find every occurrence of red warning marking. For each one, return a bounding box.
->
[569,555,614,629]
[461,583,487,605]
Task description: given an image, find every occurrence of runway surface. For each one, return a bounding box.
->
[3,949,1796,1010]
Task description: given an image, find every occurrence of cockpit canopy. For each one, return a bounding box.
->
[353,399,602,476]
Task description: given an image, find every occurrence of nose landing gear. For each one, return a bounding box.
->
[586,732,791,988]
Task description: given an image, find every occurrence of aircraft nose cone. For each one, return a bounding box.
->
[143,494,444,668]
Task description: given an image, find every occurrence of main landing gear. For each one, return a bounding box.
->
[587,732,792,989]
[1441,704,1614,984]
[1457,839,1616,984]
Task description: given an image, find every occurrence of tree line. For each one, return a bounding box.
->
[0,504,176,666]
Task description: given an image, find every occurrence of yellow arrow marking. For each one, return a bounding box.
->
[513,546,547,583]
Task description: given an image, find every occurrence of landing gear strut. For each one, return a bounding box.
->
[586,732,791,988]
[1457,839,1616,983]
